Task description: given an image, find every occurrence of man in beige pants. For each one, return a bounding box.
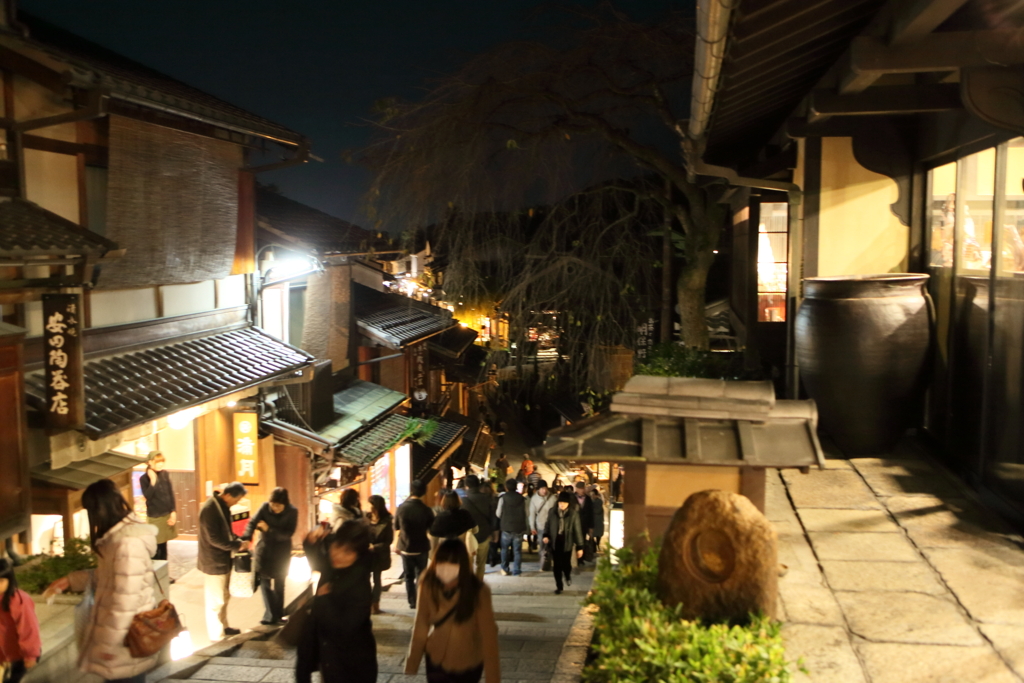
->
[198,482,249,641]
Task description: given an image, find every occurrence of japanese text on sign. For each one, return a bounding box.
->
[43,294,84,428]
[232,412,260,484]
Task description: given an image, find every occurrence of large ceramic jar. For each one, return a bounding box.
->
[795,274,932,455]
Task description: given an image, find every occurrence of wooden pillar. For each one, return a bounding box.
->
[622,461,647,550]
[740,467,767,513]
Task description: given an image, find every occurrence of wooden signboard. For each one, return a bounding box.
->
[232,411,260,484]
[42,293,85,429]
[409,341,428,415]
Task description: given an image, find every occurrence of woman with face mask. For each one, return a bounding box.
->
[405,539,500,683]
[297,520,377,683]
[542,492,584,594]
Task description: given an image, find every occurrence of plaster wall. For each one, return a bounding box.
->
[23,148,79,222]
[216,274,247,308]
[88,288,159,327]
[817,137,909,276]
[161,280,216,318]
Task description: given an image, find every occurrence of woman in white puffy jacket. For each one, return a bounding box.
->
[48,479,160,683]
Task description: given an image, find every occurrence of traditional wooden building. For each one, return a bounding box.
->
[688,0,1024,523]
[0,6,316,552]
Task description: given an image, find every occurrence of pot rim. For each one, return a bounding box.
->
[802,273,929,283]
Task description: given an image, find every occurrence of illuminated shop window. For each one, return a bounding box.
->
[757,202,788,322]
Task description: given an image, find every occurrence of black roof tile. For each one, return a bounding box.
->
[412,419,468,481]
[353,283,457,348]
[25,326,312,438]
[256,189,394,256]
[0,198,118,257]
[10,12,304,145]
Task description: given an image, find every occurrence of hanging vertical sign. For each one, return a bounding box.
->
[42,293,84,429]
[635,317,657,361]
[409,341,429,416]
[232,412,260,484]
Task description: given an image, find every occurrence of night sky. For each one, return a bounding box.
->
[19,0,687,229]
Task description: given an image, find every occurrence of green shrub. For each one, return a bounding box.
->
[634,343,758,381]
[15,537,97,594]
[584,543,793,683]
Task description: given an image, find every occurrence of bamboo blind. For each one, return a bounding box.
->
[98,115,242,288]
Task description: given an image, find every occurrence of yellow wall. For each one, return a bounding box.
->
[23,148,79,221]
[817,137,909,276]
[644,464,741,508]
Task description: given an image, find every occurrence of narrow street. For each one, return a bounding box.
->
[152,554,595,683]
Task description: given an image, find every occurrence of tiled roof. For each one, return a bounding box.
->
[703,0,885,167]
[336,413,413,467]
[412,419,468,480]
[317,380,407,445]
[0,198,118,257]
[25,326,313,438]
[8,13,303,145]
[257,189,394,256]
[354,284,456,348]
[428,325,478,359]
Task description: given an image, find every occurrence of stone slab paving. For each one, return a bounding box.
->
[781,468,882,510]
[160,555,596,683]
[819,560,947,594]
[772,451,1024,683]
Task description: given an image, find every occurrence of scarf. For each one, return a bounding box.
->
[557,508,566,536]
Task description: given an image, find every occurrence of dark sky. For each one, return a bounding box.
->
[20,0,686,228]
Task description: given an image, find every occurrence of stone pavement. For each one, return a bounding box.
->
[770,441,1024,683]
[150,554,596,683]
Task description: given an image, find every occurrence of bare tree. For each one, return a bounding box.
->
[363,6,726,386]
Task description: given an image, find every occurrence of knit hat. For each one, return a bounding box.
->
[537,479,549,489]
[557,492,572,503]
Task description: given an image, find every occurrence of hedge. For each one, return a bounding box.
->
[583,543,795,683]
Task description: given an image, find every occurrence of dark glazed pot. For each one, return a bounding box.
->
[795,274,933,455]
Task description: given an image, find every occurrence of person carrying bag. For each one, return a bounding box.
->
[45,479,164,683]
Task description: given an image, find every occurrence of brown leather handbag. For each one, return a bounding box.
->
[124,573,184,658]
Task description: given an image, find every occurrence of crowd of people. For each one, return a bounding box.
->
[0,447,608,683]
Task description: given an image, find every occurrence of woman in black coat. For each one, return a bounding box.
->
[242,487,297,625]
[298,521,377,683]
[366,495,393,615]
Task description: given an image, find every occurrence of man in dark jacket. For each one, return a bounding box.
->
[198,482,249,640]
[461,475,497,579]
[394,479,434,609]
[496,479,529,576]
[543,492,585,594]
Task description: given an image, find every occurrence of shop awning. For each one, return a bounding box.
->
[353,283,457,348]
[412,419,469,481]
[336,413,415,467]
[319,380,408,445]
[440,344,490,385]
[439,413,486,470]
[25,326,314,438]
[31,451,146,489]
[428,326,478,359]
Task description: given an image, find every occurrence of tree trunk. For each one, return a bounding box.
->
[676,250,713,349]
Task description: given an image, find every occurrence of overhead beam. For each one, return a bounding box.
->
[809,84,961,121]
[841,31,1024,94]
[889,0,970,46]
